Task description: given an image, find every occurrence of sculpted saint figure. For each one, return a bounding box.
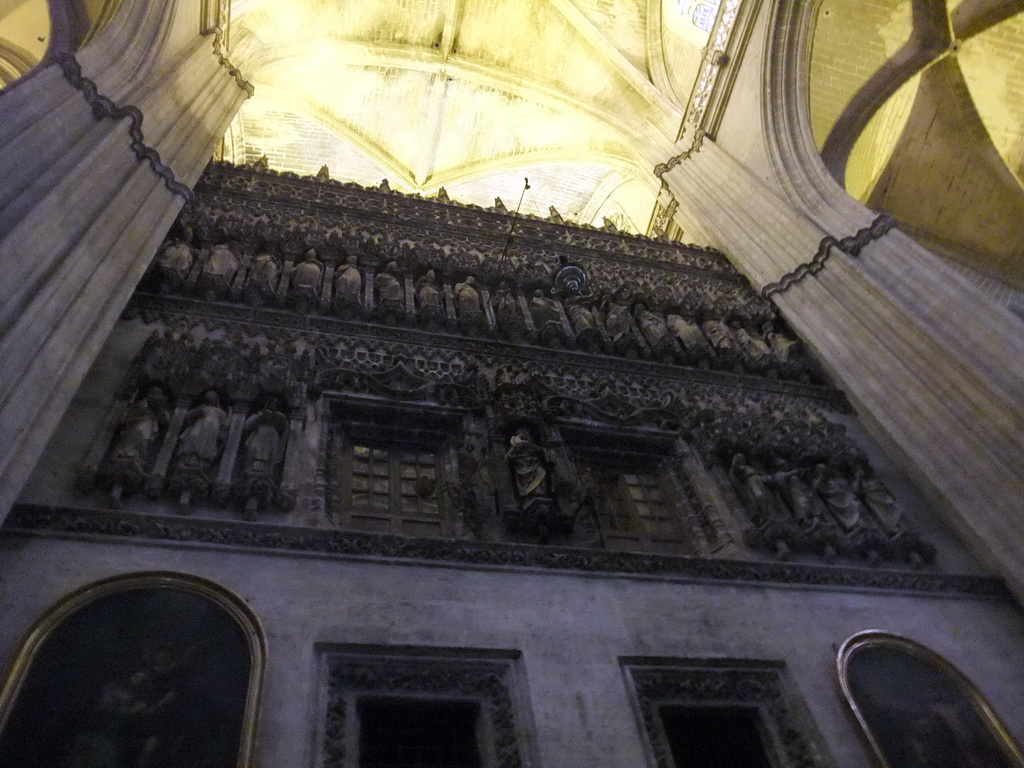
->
[332,254,363,316]
[666,313,713,365]
[733,323,770,370]
[245,252,280,307]
[242,401,288,477]
[634,303,672,358]
[454,275,485,334]
[374,261,404,322]
[855,464,903,534]
[702,318,735,353]
[528,289,565,345]
[175,391,227,469]
[601,295,634,354]
[506,427,549,504]
[199,243,240,299]
[290,249,324,311]
[110,388,169,464]
[492,282,524,339]
[564,297,600,351]
[729,453,778,524]
[415,269,444,328]
[155,228,194,291]
[816,464,863,531]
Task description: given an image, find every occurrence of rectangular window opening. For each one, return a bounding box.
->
[358,697,482,768]
[659,705,772,768]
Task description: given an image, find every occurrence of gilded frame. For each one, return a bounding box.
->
[837,630,1024,768]
[0,571,266,768]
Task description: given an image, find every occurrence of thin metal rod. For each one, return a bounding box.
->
[498,178,530,267]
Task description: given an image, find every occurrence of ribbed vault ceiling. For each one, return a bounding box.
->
[809,0,1024,289]
[227,0,718,231]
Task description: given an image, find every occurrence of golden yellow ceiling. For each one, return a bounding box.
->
[809,0,1024,289]
[226,0,718,230]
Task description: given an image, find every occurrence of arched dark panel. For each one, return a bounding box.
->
[838,631,1023,768]
[0,572,265,768]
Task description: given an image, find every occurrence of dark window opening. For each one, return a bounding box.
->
[358,698,481,768]
[659,705,772,768]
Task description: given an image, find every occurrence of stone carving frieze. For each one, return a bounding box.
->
[5,505,1011,600]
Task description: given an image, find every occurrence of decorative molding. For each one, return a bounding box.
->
[653,130,706,180]
[205,28,254,97]
[321,650,524,768]
[54,53,194,202]
[5,505,1012,600]
[761,214,898,299]
[625,660,830,768]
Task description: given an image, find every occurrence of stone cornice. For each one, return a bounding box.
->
[5,505,1012,601]
[54,53,193,202]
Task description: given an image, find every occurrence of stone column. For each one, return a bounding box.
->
[0,0,251,517]
[661,138,1024,596]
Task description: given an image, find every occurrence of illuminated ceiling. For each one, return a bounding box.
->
[227,0,721,232]
[809,0,1024,289]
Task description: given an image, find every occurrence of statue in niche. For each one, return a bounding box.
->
[666,312,714,368]
[766,328,815,383]
[733,321,771,373]
[454,275,486,335]
[154,229,194,293]
[170,391,228,507]
[816,464,865,533]
[331,254,363,318]
[729,454,780,526]
[102,387,169,505]
[702,317,741,370]
[374,261,404,324]
[492,282,525,340]
[290,249,323,313]
[854,465,903,534]
[633,302,674,362]
[245,251,280,307]
[415,269,445,329]
[529,289,566,346]
[769,460,841,562]
[601,294,637,356]
[564,296,601,352]
[239,399,289,519]
[504,427,575,543]
[198,242,240,301]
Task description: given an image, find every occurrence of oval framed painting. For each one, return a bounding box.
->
[0,571,266,768]
[838,630,1023,768]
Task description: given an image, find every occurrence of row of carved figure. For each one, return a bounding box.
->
[151,236,820,382]
[727,454,935,566]
[80,387,297,518]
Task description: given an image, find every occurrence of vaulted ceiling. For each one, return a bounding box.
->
[226,0,720,231]
[809,0,1024,290]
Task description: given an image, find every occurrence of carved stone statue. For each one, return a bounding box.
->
[102,387,169,504]
[703,318,741,370]
[170,391,228,506]
[529,290,566,347]
[729,453,779,525]
[634,303,673,361]
[240,400,289,518]
[564,297,601,352]
[601,295,636,356]
[374,261,404,323]
[816,464,863,531]
[290,249,324,313]
[504,426,574,542]
[454,275,486,335]
[855,465,903,534]
[245,251,280,307]
[198,243,240,300]
[666,313,713,367]
[492,282,525,340]
[733,323,770,372]
[415,269,445,329]
[154,229,194,293]
[331,254,363,318]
